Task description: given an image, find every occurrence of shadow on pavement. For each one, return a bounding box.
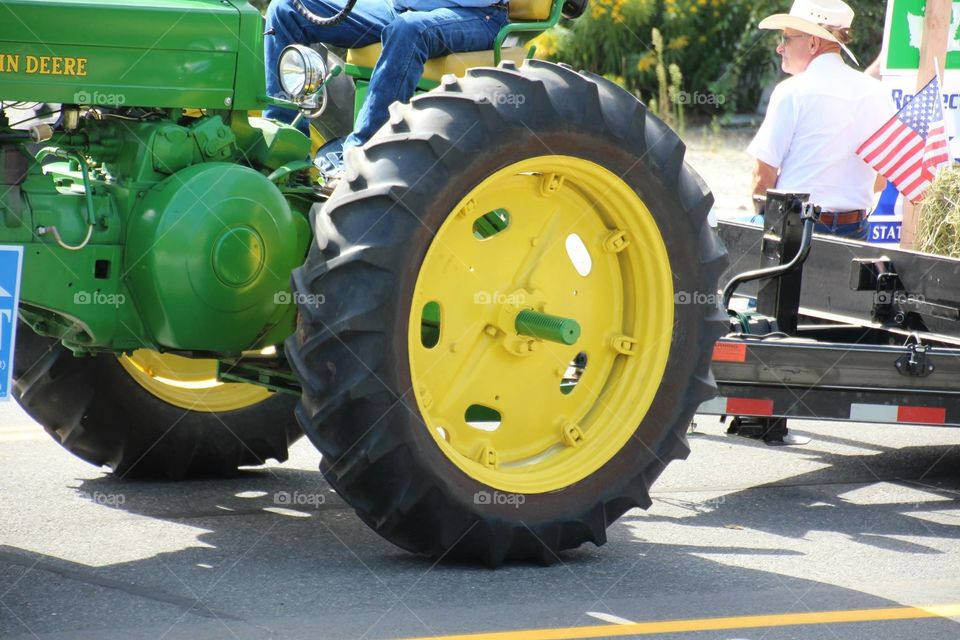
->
[2,433,959,640]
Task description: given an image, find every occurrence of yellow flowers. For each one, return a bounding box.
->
[588,0,631,23]
[667,35,690,50]
[637,51,657,72]
[531,31,559,59]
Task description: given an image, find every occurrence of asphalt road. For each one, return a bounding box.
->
[1,400,959,640]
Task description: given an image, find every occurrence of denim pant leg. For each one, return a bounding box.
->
[814,219,869,240]
[263,0,397,128]
[343,6,509,151]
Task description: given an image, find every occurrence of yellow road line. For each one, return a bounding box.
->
[405,604,960,640]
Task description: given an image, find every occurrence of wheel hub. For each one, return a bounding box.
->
[408,155,675,493]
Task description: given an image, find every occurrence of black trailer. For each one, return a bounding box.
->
[699,191,960,442]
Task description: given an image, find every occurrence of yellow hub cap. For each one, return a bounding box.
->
[409,156,674,494]
[119,350,271,412]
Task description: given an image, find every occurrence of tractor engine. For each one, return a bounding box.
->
[0,0,312,355]
[0,112,310,354]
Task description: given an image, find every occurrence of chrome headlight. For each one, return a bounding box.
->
[278,45,327,99]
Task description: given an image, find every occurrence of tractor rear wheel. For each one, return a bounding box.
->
[287,60,727,564]
[12,325,301,479]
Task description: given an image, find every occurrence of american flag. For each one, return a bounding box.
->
[856,75,951,204]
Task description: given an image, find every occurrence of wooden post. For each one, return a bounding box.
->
[900,0,951,250]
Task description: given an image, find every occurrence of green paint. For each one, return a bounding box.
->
[884,0,960,71]
[0,0,267,110]
[516,310,581,345]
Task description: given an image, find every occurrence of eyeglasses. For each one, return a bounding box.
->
[778,33,811,46]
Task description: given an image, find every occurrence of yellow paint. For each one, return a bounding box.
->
[408,155,674,494]
[404,604,960,640]
[0,54,19,73]
[7,54,87,76]
[309,123,326,159]
[118,350,271,412]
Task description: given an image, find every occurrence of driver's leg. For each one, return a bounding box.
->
[343,5,509,151]
[264,0,398,128]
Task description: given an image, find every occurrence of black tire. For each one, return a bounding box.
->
[12,323,302,479]
[287,60,728,565]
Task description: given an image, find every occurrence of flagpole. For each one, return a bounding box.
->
[901,0,951,250]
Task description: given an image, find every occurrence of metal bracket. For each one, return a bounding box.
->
[217,354,301,395]
[850,258,960,327]
[895,343,935,377]
[721,191,816,333]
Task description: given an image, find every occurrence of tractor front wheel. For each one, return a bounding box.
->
[13,325,301,479]
[288,60,727,564]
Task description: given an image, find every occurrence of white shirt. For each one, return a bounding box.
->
[747,53,895,211]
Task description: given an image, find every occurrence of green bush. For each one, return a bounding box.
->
[534,0,885,115]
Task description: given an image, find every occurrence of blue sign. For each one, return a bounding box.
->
[0,246,24,400]
[874,182,901,216]
[868,219,902,244]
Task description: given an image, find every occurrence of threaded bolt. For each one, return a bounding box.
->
[515,309,581,345]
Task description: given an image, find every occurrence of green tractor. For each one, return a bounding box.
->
[1,0,727,564]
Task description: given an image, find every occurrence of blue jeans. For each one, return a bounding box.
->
[813,218,869,240]
[736,214,869,241]
[264,0,508,152]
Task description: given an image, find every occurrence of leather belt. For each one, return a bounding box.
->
[818,209,866,225]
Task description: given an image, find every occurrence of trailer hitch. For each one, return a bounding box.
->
[721,192,817,315]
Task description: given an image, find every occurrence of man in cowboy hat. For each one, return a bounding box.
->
[747,0,894,238]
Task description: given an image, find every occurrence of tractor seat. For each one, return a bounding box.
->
[345,0,553,84]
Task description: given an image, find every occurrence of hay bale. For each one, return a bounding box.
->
[916,164,960,256]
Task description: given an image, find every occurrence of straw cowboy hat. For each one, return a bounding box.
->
[759,0,858,64]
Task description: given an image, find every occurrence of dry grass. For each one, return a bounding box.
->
[916,165,960,256]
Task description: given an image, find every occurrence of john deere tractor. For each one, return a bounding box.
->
[0,0,727,564]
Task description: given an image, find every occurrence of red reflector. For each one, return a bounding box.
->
[726,397,774,416]
[713,342,747,362]
[897,405,946,424]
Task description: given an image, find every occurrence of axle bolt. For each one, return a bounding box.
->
[515,310,580,345]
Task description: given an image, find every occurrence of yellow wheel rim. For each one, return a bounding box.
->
[409,156,674,494]
[119,350,271,413]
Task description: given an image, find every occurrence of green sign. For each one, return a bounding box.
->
[884,0,960,72]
